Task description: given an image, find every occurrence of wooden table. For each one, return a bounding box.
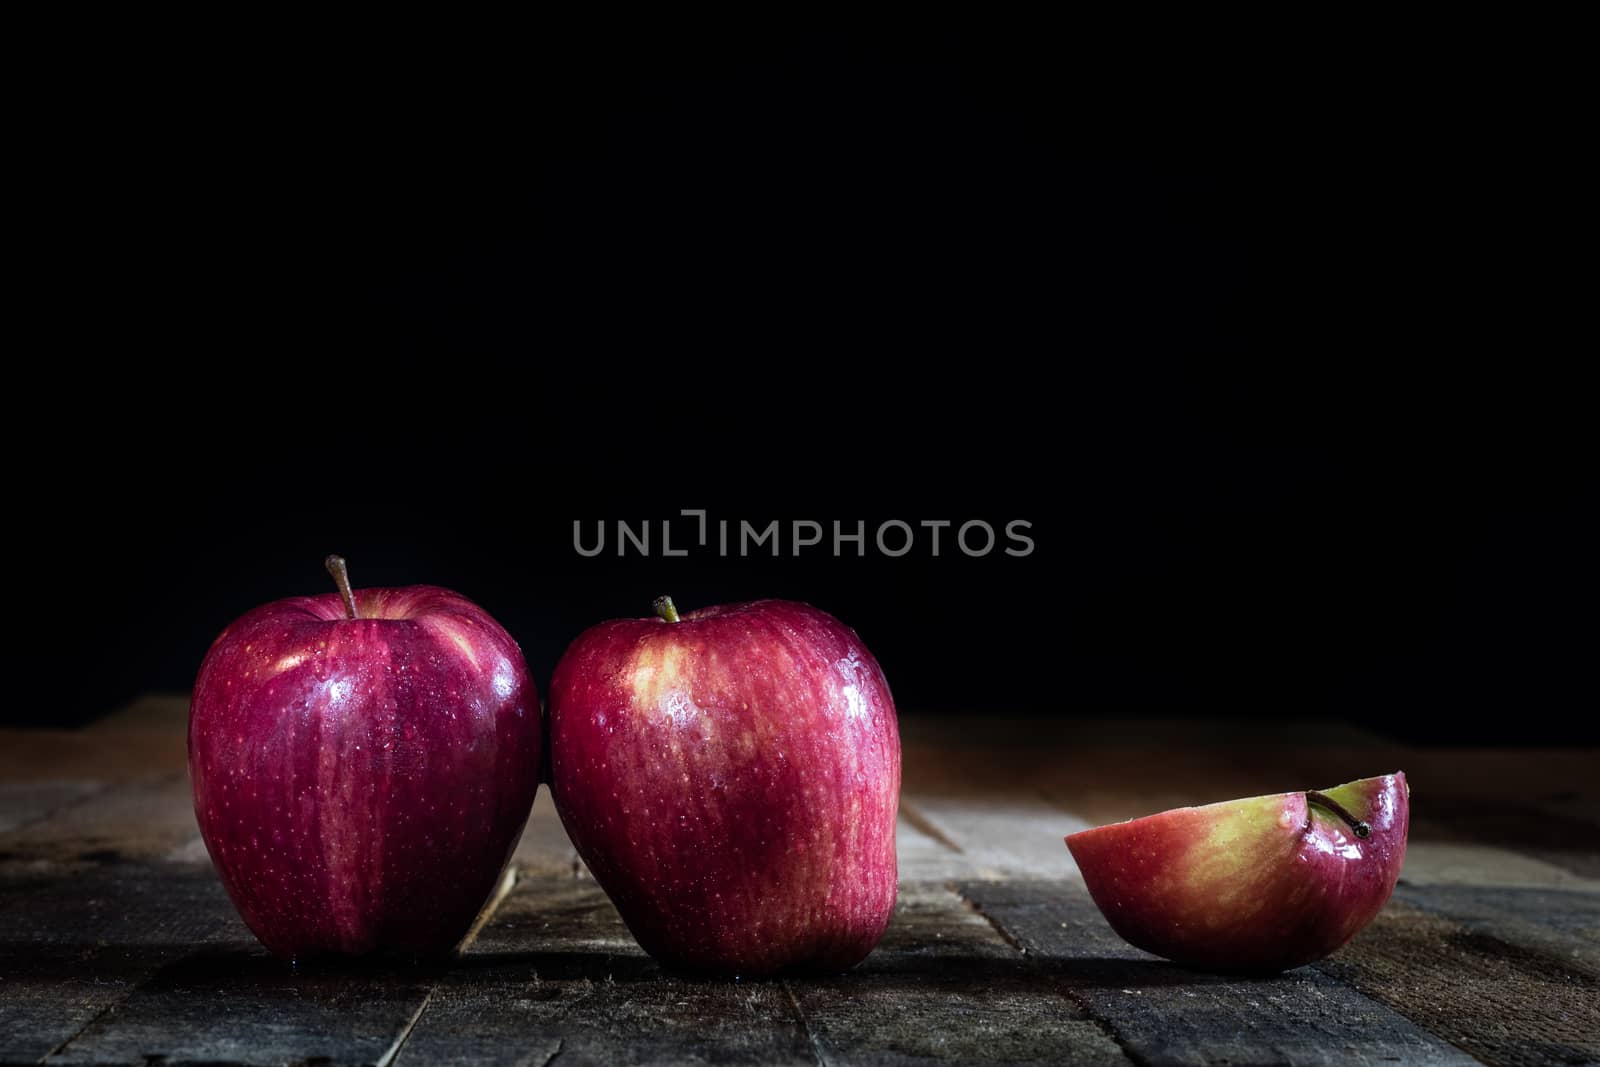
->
[2,698,1596,1066]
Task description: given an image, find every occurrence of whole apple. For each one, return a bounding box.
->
[189,557,540,959]
[1065,773,1408,972]
[548,596,900,976]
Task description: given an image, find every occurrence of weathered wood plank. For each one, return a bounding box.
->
[38,871,519,1066]
[401,877,1133,1066]
[896,805,969,883]
[1391,884,1600,972]
[958,880,1478,1067]
[394,873,816,1066]
[3,704,1597,1065]
[789,883,1132,1066]
[1317,899,1600,1067]
[1412,803,1600,879]
[0,779,102,836]
[47,946,437,1067]
[0,773,198,865]
[509,787,585,879]
[898,794,1086,880]
[1398,841,1600,890]
[0,861,242,1063]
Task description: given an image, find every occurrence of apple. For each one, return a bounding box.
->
[547,596,900,976]
[1065,773,1408,972]
[189,556,540,959]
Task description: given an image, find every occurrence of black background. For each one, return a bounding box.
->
[13,25,1591,741]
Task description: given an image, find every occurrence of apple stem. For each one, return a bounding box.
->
[324,555,361,620]
[1305,791,1372,838]
[652,595,681,623]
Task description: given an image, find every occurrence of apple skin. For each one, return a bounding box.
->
[548,599,900,976]
[1065,773,1408,973]
[189,584,540,959]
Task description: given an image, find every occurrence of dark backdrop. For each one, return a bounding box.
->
[13,26,1591,741]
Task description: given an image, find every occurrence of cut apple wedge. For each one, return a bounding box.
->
[1065,773,1408,973]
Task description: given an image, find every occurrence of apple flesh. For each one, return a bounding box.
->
[189,558,540,959]
[1065,773,1408,972]
[548,597,900,976]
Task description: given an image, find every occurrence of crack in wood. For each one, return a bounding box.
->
[377,990,433,1067]
[0,780,110,838]
[376,865,521,1066]
[11,700,1598,1064]
[950,881,1029,957]
[458,864,519,952]
[781,980,831,1067]
[900,799,965,854]
[952,883,1152,1067]
[38,996,122,1064]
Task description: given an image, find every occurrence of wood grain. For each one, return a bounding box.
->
[1317,900,1600,1067]
[395,875,816,1066]
[46,947,437,1067]
[788,883,1131,1065]
[2,701,1597,1065]
[0,862,241,1063]
[959,879,1478,1067]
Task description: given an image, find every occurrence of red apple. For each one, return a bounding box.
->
[189,556,540,959]
[1065,773,1408,972]
[548,596,900,976]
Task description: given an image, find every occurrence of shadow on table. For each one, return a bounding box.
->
[68,940,1216,991]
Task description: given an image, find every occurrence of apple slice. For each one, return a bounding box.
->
[1065,773,1408,973]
